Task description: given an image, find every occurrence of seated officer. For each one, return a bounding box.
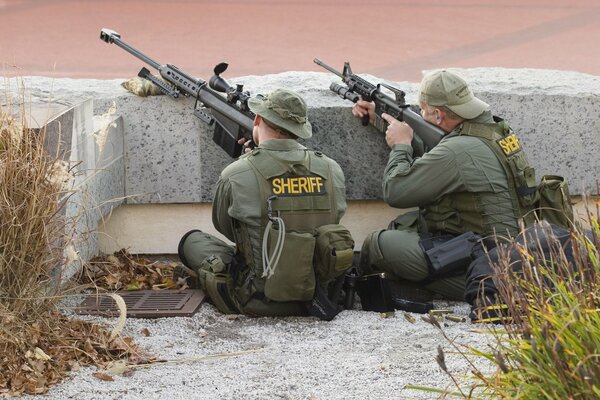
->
[352,70,538,305]
[177,88,353,319]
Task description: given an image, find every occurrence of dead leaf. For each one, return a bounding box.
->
[93,372,114,382]
[20,364,34,372]
[125,282,141,291]
[34,347,51,361]
[141,328,151,337]
[106,360,129,376]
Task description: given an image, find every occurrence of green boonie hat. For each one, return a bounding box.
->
[248,88,313,139]
[419,70,489,119]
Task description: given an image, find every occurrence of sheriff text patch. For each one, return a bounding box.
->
[271,175,326,196]
[497,133,522,156]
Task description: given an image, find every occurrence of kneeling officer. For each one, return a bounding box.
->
[177,89,354,319]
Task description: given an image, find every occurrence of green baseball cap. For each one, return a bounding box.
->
[248,88,313,139]
[419,70,489,119]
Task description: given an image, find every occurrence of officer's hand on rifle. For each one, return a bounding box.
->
[351,100,376,125]
[237,137,255,154]
[381,113,413,147]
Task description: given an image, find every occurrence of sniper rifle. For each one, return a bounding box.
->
[100,28,255,158]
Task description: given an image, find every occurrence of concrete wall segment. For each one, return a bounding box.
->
[8,68,600,203]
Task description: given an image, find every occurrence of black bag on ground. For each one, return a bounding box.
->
[356,273,434,314]
[421,232,482,279]
[465,222,577,314]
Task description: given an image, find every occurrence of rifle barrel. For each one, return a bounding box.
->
[101,29,161,70]
[313,58,343,78]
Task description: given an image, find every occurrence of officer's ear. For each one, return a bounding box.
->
[435,109,441,124]
[253,115,262,127]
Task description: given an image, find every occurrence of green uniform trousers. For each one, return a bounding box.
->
[361,228,466,301]
[178,230,235,272]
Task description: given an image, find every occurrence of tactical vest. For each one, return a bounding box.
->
[234,148,339,302]
[425,117,538,236]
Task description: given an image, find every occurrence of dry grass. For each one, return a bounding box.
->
[413,213,600,399]
[481,215,600,399]
[0,84,149,396]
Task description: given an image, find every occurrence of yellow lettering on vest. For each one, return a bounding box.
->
[298,177,309,193]
[272,178,282,195]
[290,178,299,194]
[507,135,520,152]
[499,140,510,155]
[497,133,521,156]
[308,177,316,192]
[314,177,323,192]
[271,176,326,196]
[281,178,293,194]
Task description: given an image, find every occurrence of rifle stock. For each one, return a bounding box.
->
[100,28,254,158]
[314,58,445,150]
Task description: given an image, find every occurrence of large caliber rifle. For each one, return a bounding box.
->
[100,28,254,158]
[314,58,444,150]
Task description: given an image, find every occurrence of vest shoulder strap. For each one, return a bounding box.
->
[459,118,538,224]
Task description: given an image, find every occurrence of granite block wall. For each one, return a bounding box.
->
[11,68,600,208]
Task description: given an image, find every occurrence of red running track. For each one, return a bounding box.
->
[1,0,599,82]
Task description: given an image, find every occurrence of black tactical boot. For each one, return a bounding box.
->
[172,264,199,289]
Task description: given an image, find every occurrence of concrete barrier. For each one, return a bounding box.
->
[7,68,600,256]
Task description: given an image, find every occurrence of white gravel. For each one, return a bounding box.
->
[23,298,498,400]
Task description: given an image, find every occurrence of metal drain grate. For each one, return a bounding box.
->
[75,289,206,318]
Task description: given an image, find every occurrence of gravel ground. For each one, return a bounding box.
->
[22,296,498,400]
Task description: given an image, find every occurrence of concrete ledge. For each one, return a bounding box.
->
[15,68,600,203]
[95,197,597,254]
[6,68,600,255]
[96,201,404,254]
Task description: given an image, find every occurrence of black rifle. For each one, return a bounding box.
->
[314,59,445,150]
[100,28,254,158]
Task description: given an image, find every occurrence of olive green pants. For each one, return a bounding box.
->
[360,228,466,301]
[178,230,235,272]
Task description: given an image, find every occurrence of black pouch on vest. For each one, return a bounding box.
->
[421,232,482,279]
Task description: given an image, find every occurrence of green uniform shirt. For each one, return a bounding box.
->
[212,139,347,242]
[382,111,520,237]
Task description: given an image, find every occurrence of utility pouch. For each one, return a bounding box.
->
[342,269,360,310]
[308,279,341,321]
[421,232,481,279]
[263,229,316,302]
[356,273,434,314]
[356,273,392,312]
[536,175,573,229]
[388,210,421,232]
[314,224,355,283]
[197,256,239,314]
